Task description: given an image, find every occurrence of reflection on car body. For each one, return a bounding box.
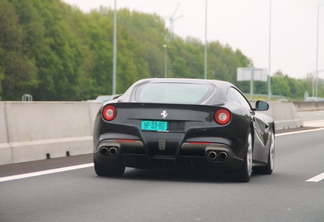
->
[93,78,275,182]
[87,94,121,102]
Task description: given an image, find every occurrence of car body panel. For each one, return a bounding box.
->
[93,78,275,176]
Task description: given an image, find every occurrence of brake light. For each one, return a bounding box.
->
[214,109,231,125]
[189,142,211,145]
[102,105,117,121]
[116,139,136,143]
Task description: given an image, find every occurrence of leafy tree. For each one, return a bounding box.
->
[1,1,318,101]
[0,0,37,100]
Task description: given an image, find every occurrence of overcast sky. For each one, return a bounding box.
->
[63,0,324,79]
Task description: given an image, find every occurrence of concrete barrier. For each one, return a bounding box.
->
[0,101,306,165]
[293,101,324,112]
[255,102,303,130]
[0,102,11,165]
[0,102,102,165]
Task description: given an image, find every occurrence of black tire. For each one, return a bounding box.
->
[235,130,253,182]
[253,130,275,175]
[94,159,125,177]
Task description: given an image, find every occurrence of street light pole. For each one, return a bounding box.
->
[204,0,207,79]
[112,0,117,95]
[312,64,315,97]
[315,5,323,99]
[268,0,272,101]
[163,45,167,78]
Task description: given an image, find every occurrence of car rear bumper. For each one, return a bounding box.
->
[94,139,244,171]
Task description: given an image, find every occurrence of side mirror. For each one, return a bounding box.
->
[254,100,269,111]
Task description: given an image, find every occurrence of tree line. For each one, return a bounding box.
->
[0,0,322,101]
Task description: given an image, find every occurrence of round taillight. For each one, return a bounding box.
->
[102,105,117,121]
[214,109,231,125]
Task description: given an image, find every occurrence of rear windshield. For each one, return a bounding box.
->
[135,82,215,104]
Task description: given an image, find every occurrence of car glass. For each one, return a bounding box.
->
[227,87,251,110]
[135,82,214,104]
[227,88,241,104]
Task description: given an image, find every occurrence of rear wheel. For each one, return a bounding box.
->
[236,130,253,182]
[253,131,275,174]
[94,159,125,177]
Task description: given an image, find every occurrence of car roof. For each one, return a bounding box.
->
[119,78,237,105]
[135,78,232,86]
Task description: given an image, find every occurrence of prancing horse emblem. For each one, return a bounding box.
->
[161,110,168,119]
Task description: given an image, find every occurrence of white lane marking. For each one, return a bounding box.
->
[306,173,324,182]
[0,127,323,183]
[303,120,324,127]
[0,163,94,183]
[277,128,324,183]
[276,127,324,137]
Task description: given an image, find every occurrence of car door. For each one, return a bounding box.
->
[227,87,267,162]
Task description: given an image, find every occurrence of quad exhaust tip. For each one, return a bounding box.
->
[99,147,118,157]
[207,151,228,161]
[207,151,217,161]
[219,152,228,161]
[108,147,118,156]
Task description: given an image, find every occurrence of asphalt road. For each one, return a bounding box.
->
[1,114,324,222]
[299,110,324,127]
[299,110,324,121]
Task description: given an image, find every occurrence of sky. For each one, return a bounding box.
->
[63,0,324,79]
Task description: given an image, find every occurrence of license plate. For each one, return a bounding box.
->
[141,121,168,131]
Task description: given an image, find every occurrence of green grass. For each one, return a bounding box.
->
[243,93,304,102]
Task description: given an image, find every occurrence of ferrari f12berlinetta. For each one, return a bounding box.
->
[93,78,275,182]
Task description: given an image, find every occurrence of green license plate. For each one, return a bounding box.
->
[141,121,168,131]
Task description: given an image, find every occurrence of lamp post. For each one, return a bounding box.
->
[315,5,324,99]
[312,63,315,97]
[112,0,117,95]
[163,45,167,78]
[268,0,272,101]
[204,0,208,79]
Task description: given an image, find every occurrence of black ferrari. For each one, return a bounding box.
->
[93,78,275,182]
